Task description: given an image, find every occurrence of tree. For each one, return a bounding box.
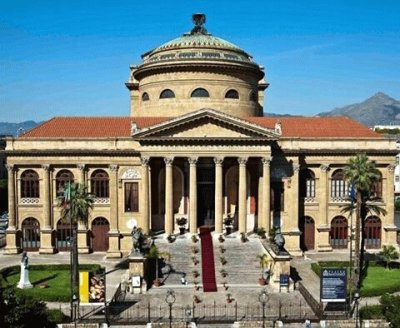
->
[379,245,399,269]
[380,293,400,328]
[0,285,56,328]
[342,154,387,289]
[146,244,170,286]
[57,182,93,315]
[256,254,270,285]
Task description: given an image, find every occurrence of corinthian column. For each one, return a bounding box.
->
[164,157,174,235]
[214,157,224,234]
[5,164,19,254]
[140,157,150,234]
[107,164,121,258]
[189,157,198,234]
[238,157,248,234]
[261,157,271,232]
[42,164,52,229]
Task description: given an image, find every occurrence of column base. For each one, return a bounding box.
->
[4,246,20,254]
[5,230,20,254]
[317,244,333,252]
[78,246,90,254]
[39,247,56,254]
[106,251,122,258]
[39,229,55,254]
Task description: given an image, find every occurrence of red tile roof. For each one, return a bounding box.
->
[20,115,380,139]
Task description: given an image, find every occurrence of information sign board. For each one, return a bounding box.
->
[320,268,347,302]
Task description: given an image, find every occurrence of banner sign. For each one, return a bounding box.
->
[79,271,89,303]
[320,268,347,302]
[89,271,105,303]
[280,274,289,286]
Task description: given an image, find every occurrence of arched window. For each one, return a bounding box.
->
[56,170,74,197]
[22,217,40,251]
[160,89,175,99]
[90,169,109,198]
[249,91,258,102]
[191,88,209,98]
[371,171,383,200]
[225,89,239,99]
[365,216,381,249]
[330,216,348,249]
[300,169,315,198]
[21,170,40,198]
[142,92,149,101]
[331,169,348,199]
[56,219,77,251]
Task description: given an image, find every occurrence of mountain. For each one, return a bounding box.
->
[0,121,40,137]
[317,92,400,127]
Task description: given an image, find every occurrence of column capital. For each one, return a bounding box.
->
[77,163,86,171]
[141,157,150,166]
[320,164,330,172]
[109,164,119,172]
[237,157,248,166]
[213,157,224,165]
[41,164,51,172]
[261,156,272,166]
[164,157,174,166]
[5,164,15,172]
[188,157,198,165]
[388,164,396,173]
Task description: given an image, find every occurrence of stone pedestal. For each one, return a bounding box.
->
[77,229,90,254]
[317,224,332,252]
[282,228,302,256]
[127,253,148,293]
[107,230,122,258]
[39,229,55,254]
[17,263,33,289]
[5,229,20,254]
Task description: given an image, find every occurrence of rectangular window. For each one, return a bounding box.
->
[125,182,139,212]
[306,179,315,198]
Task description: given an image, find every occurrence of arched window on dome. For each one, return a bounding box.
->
[249,91,258,102]
[191,88,209,98]
[225,89,239,99]
[142,92,150,101]
[160,89,175,99]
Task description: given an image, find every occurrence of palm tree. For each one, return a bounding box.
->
[146,244,171,287]
[342,154,386,289]
[379,245,399,269]
[256,254,270,285]
[58,182,94,307]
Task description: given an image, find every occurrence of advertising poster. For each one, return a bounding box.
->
[89,272,105,303]
[320,268,347,302]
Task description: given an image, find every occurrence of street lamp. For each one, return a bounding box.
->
[354,291,360,328]
[165,289,176,328]
[258,288,269,328]
[185,305,192,328]
[72,294,78,328]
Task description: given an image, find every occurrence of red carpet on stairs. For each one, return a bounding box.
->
[199,226,217,292]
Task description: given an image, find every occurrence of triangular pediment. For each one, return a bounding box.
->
[132,108,280,140]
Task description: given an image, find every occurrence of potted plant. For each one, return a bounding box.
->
[192,255,199,265]
[220,269,227,278]
[223,216,234,235]
[191,234,199,243]
[219,245,225,253]
[240,232,248,243]
[193,280,199,291]
[167,234,176,243]
[176,217,187,235]
[147,244,171,287]
[254,227,266,239]
[192,270,200,278]
[191,246,199,254]
[226,293,233,303]
[257,254,270,286]
[218,234,225,243]
[193,294,201,303]
[220,256,227,265]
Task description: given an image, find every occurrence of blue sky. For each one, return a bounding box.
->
[1,0,399,122]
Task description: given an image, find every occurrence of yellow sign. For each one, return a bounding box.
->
[79,271,89,303]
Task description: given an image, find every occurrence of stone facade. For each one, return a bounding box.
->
[4,14,398,257]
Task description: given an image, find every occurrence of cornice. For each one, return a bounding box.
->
[5,149,141,157]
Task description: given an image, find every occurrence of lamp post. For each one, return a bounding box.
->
[165,289,176,328]
[185,305,192,328]
[258,288,269,328]
[72,293,78,328]
[354,291,360,328]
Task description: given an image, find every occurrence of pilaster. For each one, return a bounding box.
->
[107,164,121,258]
[261,157,271,232]
[214,157,224,234]
[189,157,198,234]
[384,165,397,246]
[39,164,55,254]
[317,164,332,252]
[5,164,19,254]
[140,157,150,234]
[164,157,174,236]
[238,157,248,234]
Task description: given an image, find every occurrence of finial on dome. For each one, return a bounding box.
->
[191,13,208,35]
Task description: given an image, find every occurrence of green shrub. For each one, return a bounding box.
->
[47,309,69,323]
[359,305,384,320]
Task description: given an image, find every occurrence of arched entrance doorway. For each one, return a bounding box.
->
[21,217,40,251]
[330,216,348,249]
[197,158,215,227]
[365,216,381,249]
[300,216,315,251]
[91,217,110,252]
[56,219,76,251]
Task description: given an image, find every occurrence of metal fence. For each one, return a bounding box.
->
[106,300,317,325]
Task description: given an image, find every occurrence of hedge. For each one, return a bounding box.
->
[359,305,384,320]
